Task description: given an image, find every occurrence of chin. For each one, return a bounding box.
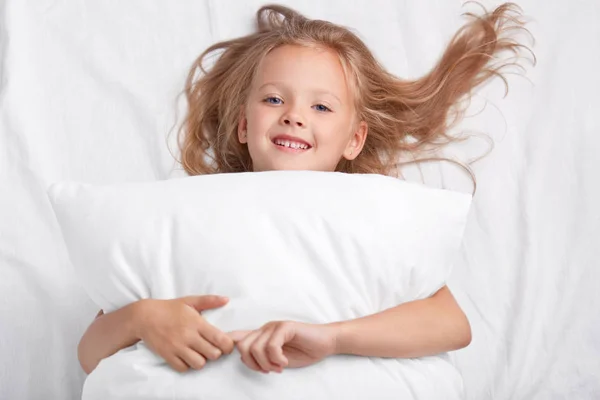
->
[251,154,332,172]
[252,159,315,172]
[263,164,311,172]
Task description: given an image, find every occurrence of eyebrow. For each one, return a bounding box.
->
[257,82,343,105]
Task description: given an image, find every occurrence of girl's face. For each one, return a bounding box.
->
[238,45,367,172]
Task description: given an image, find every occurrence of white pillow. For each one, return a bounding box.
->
[48,171,471,400]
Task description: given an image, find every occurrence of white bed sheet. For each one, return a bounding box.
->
[1,0,598,399]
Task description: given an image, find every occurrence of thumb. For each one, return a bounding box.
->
[182,295,229,312]
[227,330,252,343]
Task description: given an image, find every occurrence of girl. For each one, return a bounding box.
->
[78,3,530,376]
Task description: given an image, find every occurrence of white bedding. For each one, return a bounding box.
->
[1,0,599,399]
[48,172,471,400]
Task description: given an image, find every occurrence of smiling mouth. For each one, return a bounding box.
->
[271,136,312,152]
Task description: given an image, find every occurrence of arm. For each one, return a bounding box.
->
[332,285,471,358]
[78,296,234,375]
[230,285,472,372]
[77,303,141,374]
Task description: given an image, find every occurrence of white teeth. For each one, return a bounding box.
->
[274,139,309,149]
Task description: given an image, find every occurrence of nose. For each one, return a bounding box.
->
[283,117,303,127]
[280,108,305,128]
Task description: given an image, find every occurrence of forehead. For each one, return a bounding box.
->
[253,44,350,97]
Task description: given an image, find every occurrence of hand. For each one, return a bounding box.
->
[134,295,234,373]
[228,321,338,373]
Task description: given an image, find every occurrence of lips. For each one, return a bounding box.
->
[271,134,312,151]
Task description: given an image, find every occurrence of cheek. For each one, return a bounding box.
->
[246,105,276,133]
[317,120,352,149]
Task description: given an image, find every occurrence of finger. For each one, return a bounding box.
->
[267,325,291,368]
[166,355,190,373]
[237,330,265,373]
[189,335,222,361]
[178,348,207,370]
[227,330,252,343]
[250,327,279,372]
[200,324,235,355]
[182,295,229,312]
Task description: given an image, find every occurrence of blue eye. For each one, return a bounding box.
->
[265,97,283,105]
[313,104,331,112]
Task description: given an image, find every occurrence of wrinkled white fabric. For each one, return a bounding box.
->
[48,171,471,400]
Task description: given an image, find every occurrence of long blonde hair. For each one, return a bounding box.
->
[178,3,533,180]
